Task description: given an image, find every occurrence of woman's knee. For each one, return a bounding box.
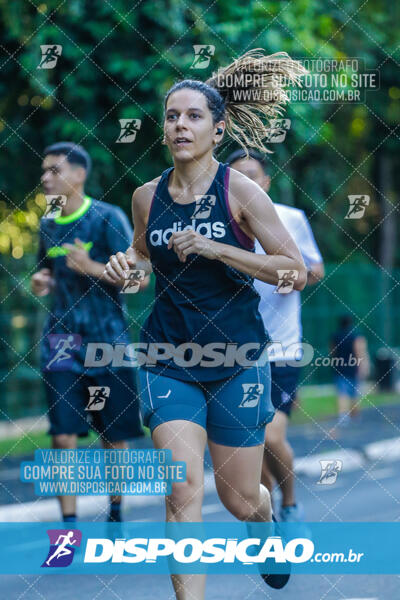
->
[218,488,262,521]
[166,478,203,514]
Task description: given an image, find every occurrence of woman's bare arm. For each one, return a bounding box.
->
[129,181,156,274]
[224,169,307,289]
[103,179,158,283]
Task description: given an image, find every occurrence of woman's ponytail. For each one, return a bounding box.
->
[206,49,307,154]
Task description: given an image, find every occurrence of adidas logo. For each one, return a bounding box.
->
[149,220,226,246]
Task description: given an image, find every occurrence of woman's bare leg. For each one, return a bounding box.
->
[152,420,207,600]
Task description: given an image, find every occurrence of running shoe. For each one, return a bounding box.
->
[260,514,291,589]
[280,502,312,541]
[279,502,304,522]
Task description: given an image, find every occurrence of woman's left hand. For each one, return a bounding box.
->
[168,230,220,262]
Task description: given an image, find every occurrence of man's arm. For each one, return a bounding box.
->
[62,199,151,289]
[31,227,55,296]
[31,268,55,296]
[354,335,370,378]
[296,210,324,287]
[62,239,125,287]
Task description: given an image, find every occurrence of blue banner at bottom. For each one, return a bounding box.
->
[1,522,399,574]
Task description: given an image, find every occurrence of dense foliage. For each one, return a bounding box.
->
[0,0,399,265]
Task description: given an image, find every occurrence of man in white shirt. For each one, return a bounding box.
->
[227,149,324,523]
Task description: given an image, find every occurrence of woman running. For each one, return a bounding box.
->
[105,49,307,599]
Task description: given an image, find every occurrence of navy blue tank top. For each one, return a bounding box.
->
[140,162,270,382]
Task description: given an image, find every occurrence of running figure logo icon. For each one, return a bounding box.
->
[42,529,82,568]
[191,195,216,219]
[85,386,110,411]
[44,195,67,219]
[265,119,291,143]
[275,270,299,294]
[121,269,145,293]
[37,45,62,69]
[239,384,264,408]
[190,45,215,69]
[345,195,370,219]
[317,459,343,485]
[116,119,142,143]
[45,334,82,371]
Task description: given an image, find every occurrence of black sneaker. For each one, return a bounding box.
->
[107,512,122,523]
[261,514,291,590]
[106,520,124,543]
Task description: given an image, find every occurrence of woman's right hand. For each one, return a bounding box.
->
[104,246,137,284]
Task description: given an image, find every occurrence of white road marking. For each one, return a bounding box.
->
[364,437,400,462]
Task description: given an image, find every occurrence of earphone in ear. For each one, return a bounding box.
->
[216,127,223,135]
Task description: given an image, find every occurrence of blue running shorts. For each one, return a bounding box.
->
[137,362,274,447]
[335,374,360,398]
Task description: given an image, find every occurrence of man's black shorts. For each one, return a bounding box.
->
[270,362,300,417]
[43,368,144,443]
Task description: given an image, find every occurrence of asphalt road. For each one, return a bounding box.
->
[1,403,400,599]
